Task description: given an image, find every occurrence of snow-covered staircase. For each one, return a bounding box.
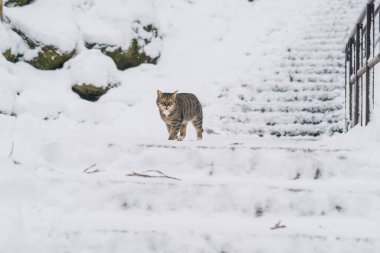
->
[5,140,378,252]
[217,0,366,138]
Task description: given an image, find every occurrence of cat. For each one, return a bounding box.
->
[156,90,203,141]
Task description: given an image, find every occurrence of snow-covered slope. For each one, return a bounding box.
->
[1,0,380,252]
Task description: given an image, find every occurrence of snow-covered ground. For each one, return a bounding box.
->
[1,0,380,252]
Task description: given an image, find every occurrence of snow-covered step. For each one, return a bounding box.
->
[239,91,342,103]
[237,101,343,113]
[220,112,341,126]
[258,83,344,92]
[221,123,343,137]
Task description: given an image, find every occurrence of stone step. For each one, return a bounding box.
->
[217,123,342,137]
[255,83,343,93]
[233,90,342,103]
[238,101,343,114]
[289,51,344,59]
[219,112,342,126]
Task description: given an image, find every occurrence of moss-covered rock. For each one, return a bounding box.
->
[102,39,158,70]
[2,28,76,70]
[72,84,109,102]
[2,49,18,63]
[5,0,33,7]
[86,23,161,70]
[27,46,75,70]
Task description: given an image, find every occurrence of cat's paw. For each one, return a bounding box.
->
[168,135,178,140]
[178,136,184,141]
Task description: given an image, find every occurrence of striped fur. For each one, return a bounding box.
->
[156,90,203,141]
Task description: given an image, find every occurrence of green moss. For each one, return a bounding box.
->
[27,46,75,70]
[2,49,18,63]
[72,84,109,102]
[102,39,157,70]
[143,24,158,37]
[5,0,33,7]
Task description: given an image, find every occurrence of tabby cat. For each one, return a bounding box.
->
[156,90,203,141]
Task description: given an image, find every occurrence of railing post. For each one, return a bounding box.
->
[354,23,363,127]
[360,26,365,126]
[345,39,354,131]
[345,43,349,131]
[365,3,375,126]
[349,38,355,128]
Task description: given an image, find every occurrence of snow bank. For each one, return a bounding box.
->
[5,0,157,51]
[0,69,18,115]
[5,1,79,52]
[75,0,156,47]
[0,22,25,54]
[66,49,120,88]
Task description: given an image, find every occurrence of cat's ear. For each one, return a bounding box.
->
[157,90,162,97]
[172,90,178,99]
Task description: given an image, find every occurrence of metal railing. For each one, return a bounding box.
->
[345,0,380,130]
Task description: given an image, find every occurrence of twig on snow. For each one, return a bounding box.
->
[270,220,287,230]
[9,141,14,158]
[127,170,181,181]
[83,163,103,174]
[8,141,21,165]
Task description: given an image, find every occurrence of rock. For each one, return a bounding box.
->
[27,46,75,70]
[101,39,158,70]
[3,28,76,70]
[2,49,18,63]
[72,84,109,102]
[86,22,161,70]
[5,0,33,7]
[67,50,120,102]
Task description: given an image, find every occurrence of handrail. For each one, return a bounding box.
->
[349,53,380,84]
[349,5,380,86]
[345,2,379,130]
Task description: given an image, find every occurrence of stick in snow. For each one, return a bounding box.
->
[83,164,103,174]
[270,220,287,230]
[9,141,14,158]
[127,170,181,181]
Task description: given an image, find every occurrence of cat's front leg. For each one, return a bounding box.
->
[168,121,181,140]
[166,124,171,134]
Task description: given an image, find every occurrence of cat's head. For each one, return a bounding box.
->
[156,90,178,115]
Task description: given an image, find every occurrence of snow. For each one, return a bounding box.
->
[5,0,79,52]
[1,0,380,252]
[5,0,158,51]
[66,49,120,88]
[0,22,24,53]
